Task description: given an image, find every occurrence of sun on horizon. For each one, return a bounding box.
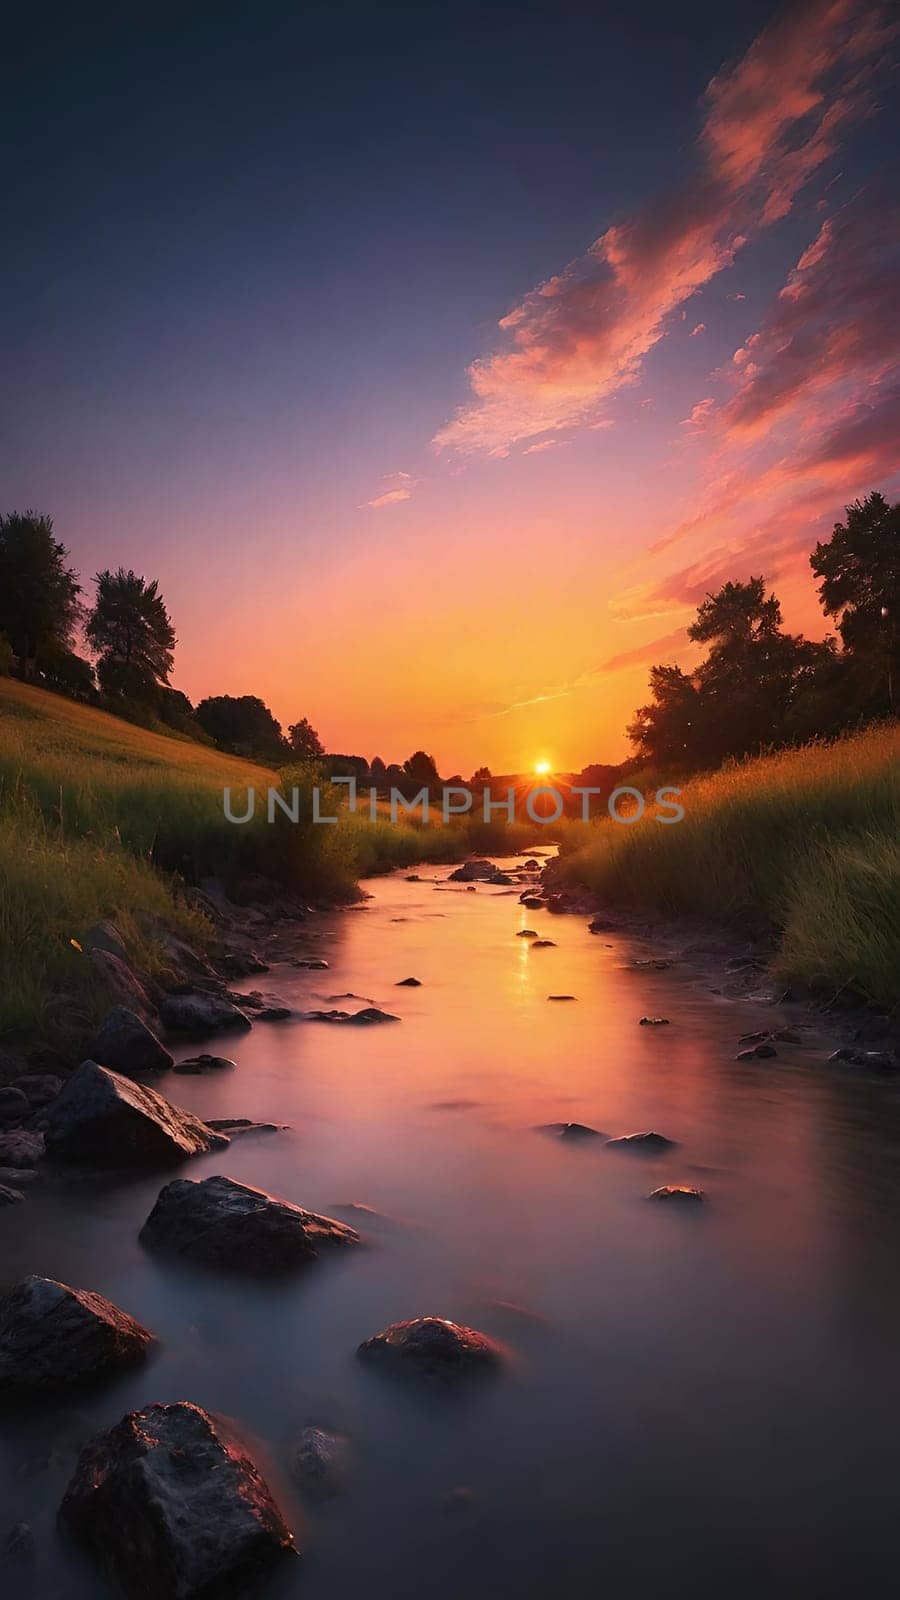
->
[534,759,552,776]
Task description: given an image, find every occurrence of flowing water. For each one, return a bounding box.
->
[3,860,900,1597]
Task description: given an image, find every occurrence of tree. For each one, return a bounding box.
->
[0,511,81,676]
[87,568,176,699]
[628,664,706,766]
[287,717,324,761]
[811,491,900,713]
[195,694,287,760]
[40,644,95,700]
[402,750,441,796]
[470,766,492,786]
[369,755,388,791]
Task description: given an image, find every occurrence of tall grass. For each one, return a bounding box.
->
[554,724,900,1009]
[0,680,540,1044]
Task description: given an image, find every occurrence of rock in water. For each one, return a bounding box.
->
[395,977,422,986]
[44,1061,228,1167]
[159,993,252,1035]
[292,1426,351,1499]
[173,1054,236,1074]
[604,1131,677,1154]
[448,859,496,882]
[0,1276,153,1394]
[358,1317,504,1382]
[90,1007,174,1076]
[58,1401,296,1600]
[647,1185,705,1204]
[539,1121,604,1139]
[11,1074,63,1108]
[140,1175,361,1271]
[0,1183,25,1205]
[639,1016,671,1026]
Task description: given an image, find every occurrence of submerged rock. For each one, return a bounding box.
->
[159,993,252,1035]
[539,1121,604,1140]
[292,957,329,970]
[647,1185,705,1204]
[292,1426,351,1500]
[0,1183,25,1205]
[256,1006,292,1021]
[205,1118,285,1136]
[547,994,577,1002]
[530,939,557,949]
[517,929,538,938]
[140,1174,361,1271]
[44,1061,227,1168]
[829,1046,898,1071]
[0,1275,152,1394]
[736,1043,778,1060]
[604,1131,677,1154]
[639,1016,670,1026]
[302,1006,400,1025]
[521,896,544,910]
[395,977,422,986]
[90,1007,174,1076]
[173,1054,236,1074]
[358,1317,504,1382]
[59,1401,296,1600]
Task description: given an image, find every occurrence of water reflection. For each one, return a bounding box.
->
[2,862,900,1597]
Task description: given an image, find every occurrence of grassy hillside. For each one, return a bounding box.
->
[554,723,900,1009]
[0,680,536,1043]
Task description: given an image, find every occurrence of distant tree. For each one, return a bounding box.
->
[323,754,369,783]
[287,717,324,761]
[0,634,13,676]
[195,694,287,761]
[0,511,81,677]
[403,751,441,789]
[369,755,388,791]
[811,491,900,713]
[87,568,176,700]
[470,766,492,786]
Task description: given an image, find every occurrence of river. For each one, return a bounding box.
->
[3,857,900,1597]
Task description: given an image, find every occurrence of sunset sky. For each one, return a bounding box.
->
[3,0,898,772]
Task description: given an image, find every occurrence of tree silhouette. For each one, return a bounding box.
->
[0,511,81,677]
[87,568,175,699]
[811,492,899,713]
[287,717,324,761]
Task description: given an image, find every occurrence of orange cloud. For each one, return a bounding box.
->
[433,0,891,458]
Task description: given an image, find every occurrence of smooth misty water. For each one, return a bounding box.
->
[3,860,900,1598]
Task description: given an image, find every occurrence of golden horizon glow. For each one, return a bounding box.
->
[534,759,552,776]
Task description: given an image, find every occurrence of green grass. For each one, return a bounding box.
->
[554,723,900,1010]
[0,679,538,1046]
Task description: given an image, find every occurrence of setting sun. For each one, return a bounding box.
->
[534,759,552,776]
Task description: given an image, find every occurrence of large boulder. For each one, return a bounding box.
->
[88,948,155,1018]
[58,1401,296,1600]
[140,1175,360,1271]
[357,1317,505,1382]
[90,1008,174,1076]
[44,1061,228,1168]
[0,1276,153,1394]
[159,993,252,1036]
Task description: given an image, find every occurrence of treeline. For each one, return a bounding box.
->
[627,492,898,769]
[0,513,476,786]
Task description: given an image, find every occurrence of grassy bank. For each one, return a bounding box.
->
[553,723,900,1010]
[0,680,537,1043]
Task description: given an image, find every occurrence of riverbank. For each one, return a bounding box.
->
[0,680,540,1052]
[549,723,900,1014]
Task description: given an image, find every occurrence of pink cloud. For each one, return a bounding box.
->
[690,322,707,337]
[434,1,891,458]
[363,470,420,509]
[600,628,692,673]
